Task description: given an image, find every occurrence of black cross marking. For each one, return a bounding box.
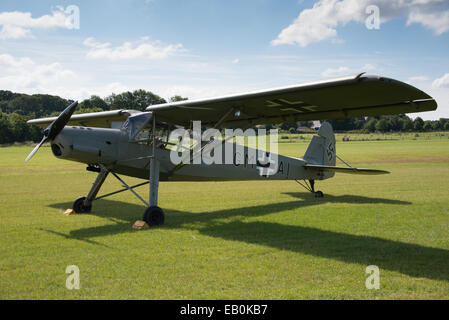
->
[266,98,316,113]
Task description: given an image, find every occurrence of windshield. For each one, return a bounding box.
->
[122,112,170,145]
[121,113,152,141]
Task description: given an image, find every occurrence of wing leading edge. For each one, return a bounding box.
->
[28,109,140,129]
[146,73,437,128]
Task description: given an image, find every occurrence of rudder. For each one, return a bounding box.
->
[303,122,336,166]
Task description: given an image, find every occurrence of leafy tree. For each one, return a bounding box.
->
[363,118,377,132]
[444,122,449,131]
[105,90,166,111]
[413,117,424,131]
[423,121,432,132]
[375,118,389,132]
[79,95,109,111]
[169,95,188,102]
[8,113,29,142]
[431,121,441,131]
[0,113,14,144]
[401,118,414,131]
[74,107,104,115]
[327,118,355,131]
[353,118,366,130]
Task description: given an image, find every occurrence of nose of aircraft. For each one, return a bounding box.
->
[51,130,73,159]
[50,126,121,165]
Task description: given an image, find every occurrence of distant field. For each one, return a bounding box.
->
[1,135,449,299]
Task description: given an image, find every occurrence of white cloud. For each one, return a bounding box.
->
[0,7,72,39]
[83,37,186,60]
[432,73,449,88]
[407,9,449,35]
[0,53,133,101]
[0,54,75,90]
[272,0,449,47]
[321,63,377,77]
[321,66,351,77]
[407,75,430,83]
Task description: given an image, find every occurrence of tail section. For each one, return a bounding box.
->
[303,123,389,177]
[304,122,336,166]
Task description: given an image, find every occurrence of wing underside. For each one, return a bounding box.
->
[146,73,437,128]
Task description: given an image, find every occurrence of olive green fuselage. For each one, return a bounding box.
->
[52,126,330,182]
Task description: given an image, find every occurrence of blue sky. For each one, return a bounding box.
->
[0,0,448,119]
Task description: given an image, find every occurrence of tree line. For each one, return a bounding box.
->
[0,90,187,144]
[1,89,448,144]
[263,115,449,134]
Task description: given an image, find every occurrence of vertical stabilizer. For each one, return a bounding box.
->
[303,122,336,166]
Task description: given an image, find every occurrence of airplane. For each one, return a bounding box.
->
[25,73,437,227]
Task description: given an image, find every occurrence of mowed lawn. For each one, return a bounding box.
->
[1,135,449,299]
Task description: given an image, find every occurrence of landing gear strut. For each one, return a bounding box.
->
[72,166,109,213]
[144,114,164,226]
[71,114,165,226]
[296,179,324,198]
[309,180,324,198]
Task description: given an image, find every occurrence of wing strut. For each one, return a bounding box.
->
[167,107,243,176]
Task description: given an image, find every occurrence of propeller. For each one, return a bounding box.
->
[25,100,78,162]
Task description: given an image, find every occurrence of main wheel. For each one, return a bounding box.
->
[314,191,324,198]
[143,206,165,226]
[73,196,92,213]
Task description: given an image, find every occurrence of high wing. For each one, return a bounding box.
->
[146,73,437,128]
[27,109,140,129]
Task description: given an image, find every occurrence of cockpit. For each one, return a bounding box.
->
[121,112,170,146]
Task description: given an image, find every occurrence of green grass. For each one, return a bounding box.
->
[1,136,449,299]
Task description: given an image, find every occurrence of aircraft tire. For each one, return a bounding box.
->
[73,196,92,213]
[314,191,324,198]
[143,206,165,226]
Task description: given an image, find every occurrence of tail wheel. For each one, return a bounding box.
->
[73,196,92,213]
[143,206,165,226]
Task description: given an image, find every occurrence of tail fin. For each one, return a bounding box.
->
[303,122,336,166]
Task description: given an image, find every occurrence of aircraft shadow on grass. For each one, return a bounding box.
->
[46,193,449,282]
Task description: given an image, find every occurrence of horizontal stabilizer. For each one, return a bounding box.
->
[304,164,389,175]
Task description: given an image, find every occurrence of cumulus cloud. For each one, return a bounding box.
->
[407,9,449,35]
[0,54,75,90]
[407,76,430,83]
[83,37,186,60]
[272,0,449,47]
[0,53,129,101]
[321,63,377,77]
[432,73,449,88]
[0,7,73,39]
[321,66,351,77]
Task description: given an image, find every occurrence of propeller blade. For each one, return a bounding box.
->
[25,100,78,162]
[25,136,48,162]
[45,100,78,140]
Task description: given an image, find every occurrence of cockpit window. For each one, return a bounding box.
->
[122,113,152,141]
[122,112,170,146]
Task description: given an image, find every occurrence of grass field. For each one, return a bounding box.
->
[1,134,449,299]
